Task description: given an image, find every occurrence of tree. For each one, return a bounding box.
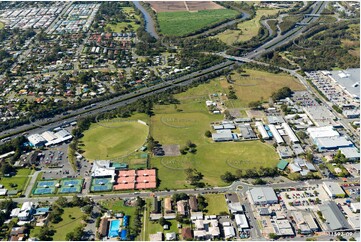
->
[349,237,356,241]
[204,130,212,138]
[305,151,314,162]
[197,195,208,211]
[271,87,292,101]
[248,100,263,110]
[220,172,237,183]
[71,195,83,207]
[158,217,167,226]
[37,226,54,241]
[297,131,308,140]
[0,163,13,175]
[55,196,68,207]
[269,233,279,240]
[172,193,189,202]
[83,205,92,214]
[253,178,266,185]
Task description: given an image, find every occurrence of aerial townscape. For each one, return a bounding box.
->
[0,1,359,241]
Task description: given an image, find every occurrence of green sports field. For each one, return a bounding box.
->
[80,115,149,161]
[157,9,238,36]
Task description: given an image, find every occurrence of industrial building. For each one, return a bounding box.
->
[292,211,319,234]
[271,219,294,236]
[27,134,46,147]
[339,147,360,161]
[248,187,278,205]
[307,126,354,151]
[27,128,73,147]
[322,182,346,198]
[239,124,257,139]
[319,201,351,231]
[235,214,249,231]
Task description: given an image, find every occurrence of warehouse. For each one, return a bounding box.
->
[271,219,294,236]
[281,122,299,143]
[277,146,294,159]
[307,126,339,141]
[269,124,284,144]
[322,182,346,198]
[315,136,353,151]
[248,187,278,205]
[27,134,46,147]
[255,122,270,140]
[319,201,351,231]
[339,147,360,161]
[292,211,319,234]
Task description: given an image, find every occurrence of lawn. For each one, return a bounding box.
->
[223,69,305,107]
[80,114,149,161]
[157,9,239,36]
[0,22,4,29]
[50,207,84,241]
[152,141,279,189]
[217,9,279,45]
[204,194,229,215]
[0,168,32,191]
[106,22,140,32]
[99,199,137,215]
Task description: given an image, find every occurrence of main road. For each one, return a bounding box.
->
[0,61,234,140]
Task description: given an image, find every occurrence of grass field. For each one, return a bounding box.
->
[204,194,229,215]
[217,9,279,45]
[0,168,31,191]
[100,199,137,215]
[106,22,140,32]
[157,9,238,36]
[80,114,149,161]
[50,207,84,241]
[0,22,4,29]
[223,69,305,107]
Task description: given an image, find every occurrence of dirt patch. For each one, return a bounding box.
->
[149,1,223,13]
[162,144,181,156]
[246,109,265,119]
[185,1,224,11]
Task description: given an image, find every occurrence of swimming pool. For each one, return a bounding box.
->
[108,220,121,238]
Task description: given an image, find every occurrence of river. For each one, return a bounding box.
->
[133,1,159,39]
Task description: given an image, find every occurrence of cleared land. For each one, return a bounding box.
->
[80,114,149,161]
[223,69,305,107]
[204,194,229,215]
[157,9,239,36]
[217,9,279,45]
[149,1,223,13]
[50,207,84,241]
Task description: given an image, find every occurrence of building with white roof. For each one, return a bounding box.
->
[307,126,340,140]
[315,136,353,151]
[223,226,235,239]
[255,122,270,140]
[18,202,35,221]
[235,214,249,230]
[322,182,346,198]
[269,124,284,144]
[282,122,299,143]
[91,160,115,182]
[248,187,278,205]
[271,219,295,236]
[339,147,360,161]
[350,203,360,213]
[27,134,46,147]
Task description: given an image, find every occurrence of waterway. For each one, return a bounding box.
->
[133,1,159,39]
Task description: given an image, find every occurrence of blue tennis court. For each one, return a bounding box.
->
[58,186,81,193]
[38,181,56,187]
[91,185,112,192]
[61,179,82,186]
[33,187,55,195]
[93,178,111,185]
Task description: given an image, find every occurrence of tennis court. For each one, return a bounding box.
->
[33,187,55,195]
[91,177,113,192]
[60,178,83,187]
[38,181,56,187]
[93,178,112,185]
[58,186,82,193]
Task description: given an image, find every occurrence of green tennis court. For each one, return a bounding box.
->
[38,181,56,187]
[33,187,55,195]
[60,179,83,187]
[58,186,82,193]
[91,177,113,192]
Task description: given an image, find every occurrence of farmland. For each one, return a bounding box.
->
[217,9,279,45]
[157,9,239,36]
[80,114,149,161]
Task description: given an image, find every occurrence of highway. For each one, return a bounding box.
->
[0,61,234,140]
[245,1,328,59]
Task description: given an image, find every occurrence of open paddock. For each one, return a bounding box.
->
[149,1,223,13]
